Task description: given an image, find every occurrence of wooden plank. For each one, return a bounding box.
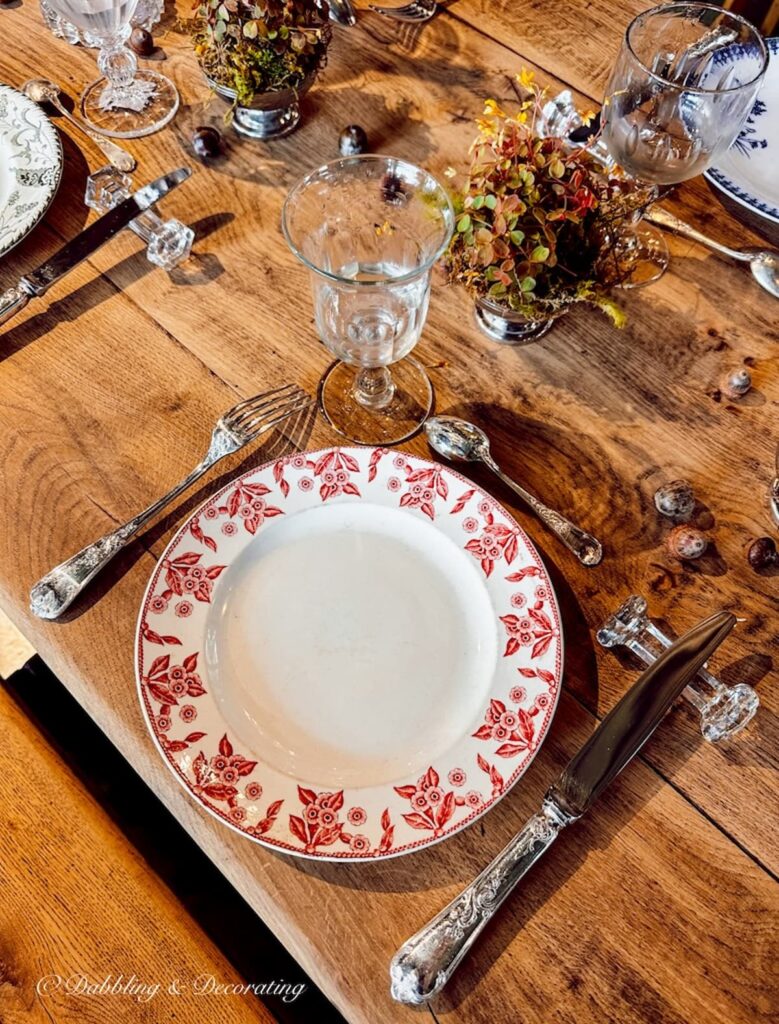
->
[0,2,776,1022]
[0,684,277,1024]
[2,2,776,869]
[0,220,775,1023]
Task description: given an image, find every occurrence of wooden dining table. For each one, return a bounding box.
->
[1,0,777,1020]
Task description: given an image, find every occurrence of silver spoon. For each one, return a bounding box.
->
[647,206,779,299]
[425,416,603,566]
[328,0,357,25]
[23,78,137,173]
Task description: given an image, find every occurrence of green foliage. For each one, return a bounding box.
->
[191,0,331,105]
[447,80,651,324]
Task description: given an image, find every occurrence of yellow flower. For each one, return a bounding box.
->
[516,68,535,90]
[580,109,597,126]
[444,166,457,178]
[483,98,506,117]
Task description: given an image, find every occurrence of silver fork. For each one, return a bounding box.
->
[370,0,436,22]
[30,384,313,620]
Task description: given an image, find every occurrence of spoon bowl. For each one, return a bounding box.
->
[425,416,491,463]
[23,78,60,105]
[748,251,779,299]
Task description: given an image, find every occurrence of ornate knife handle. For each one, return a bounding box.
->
[0,282,35,327]
[390,797,577,1005]
[485,457,603,567]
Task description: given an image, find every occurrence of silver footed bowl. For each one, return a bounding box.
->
[206,72,314,140]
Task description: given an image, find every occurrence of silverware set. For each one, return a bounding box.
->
[30,385,313,619]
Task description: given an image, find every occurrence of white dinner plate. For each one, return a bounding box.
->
[0,83,62,257]
[136,447,563,860]
[704,38,779,227]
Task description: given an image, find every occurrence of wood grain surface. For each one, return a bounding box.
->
[0,1,777,1022]
[0,684,278,1024]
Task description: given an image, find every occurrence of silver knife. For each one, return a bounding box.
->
[0,167,192,329]
[390,609,736,1005]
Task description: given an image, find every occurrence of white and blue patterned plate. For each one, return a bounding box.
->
[0,83,63,257]
[705,37,778,227]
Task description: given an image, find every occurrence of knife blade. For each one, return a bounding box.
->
[0,167,191,329]
[390,609,736,1005]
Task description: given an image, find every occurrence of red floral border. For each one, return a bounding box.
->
[136,447,563,860]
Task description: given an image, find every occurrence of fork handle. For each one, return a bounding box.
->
[30,459,212,620]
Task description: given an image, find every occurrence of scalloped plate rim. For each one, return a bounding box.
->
[134,446,565,862]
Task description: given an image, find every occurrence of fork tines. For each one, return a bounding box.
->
[369,0,436,20]
[224,384,314,439]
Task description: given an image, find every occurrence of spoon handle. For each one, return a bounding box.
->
[486,458,603,567]
[51,95,137,173]
[646,207,748,263]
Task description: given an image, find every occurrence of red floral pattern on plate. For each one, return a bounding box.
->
[136,447,563,861]
[163,552,226,602]
[452,495,522,577]
[472,698,540,758]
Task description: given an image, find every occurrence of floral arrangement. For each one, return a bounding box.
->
[191,0,331,106]
[446,70,651,326]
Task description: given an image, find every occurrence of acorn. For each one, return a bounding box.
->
[723,367,752,399]
[654,479,695,521]
[747,536,777,571]
[129,26,154,56]
[339,125,368,156]
[192,126,222,159]
[666,525,708,560]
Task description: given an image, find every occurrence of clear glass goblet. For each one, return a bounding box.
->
[601,1,768,285]
[45,0,179,138]
[282,156,454,445]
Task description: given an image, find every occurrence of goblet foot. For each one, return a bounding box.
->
[81,70,179,138]
[318,356,434,445]
[615,223,669,289]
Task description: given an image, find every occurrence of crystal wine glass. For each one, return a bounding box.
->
[282,156,454,445]
[45,0,179,138]
[601,1,769,285]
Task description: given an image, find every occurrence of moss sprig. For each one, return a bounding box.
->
[191,0,331,106]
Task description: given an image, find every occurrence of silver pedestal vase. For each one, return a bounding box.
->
[208,73,314,139]
[474,296,560,345]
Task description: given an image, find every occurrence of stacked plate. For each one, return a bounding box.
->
[705,37,779,229]
[0,83,62,257]
[135,448,563,861]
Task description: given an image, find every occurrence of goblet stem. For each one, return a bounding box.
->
[354,366,396,410]
[95,33,154,111]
